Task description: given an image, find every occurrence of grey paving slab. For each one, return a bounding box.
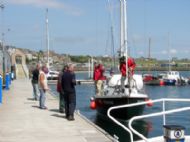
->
[0,79,113,142]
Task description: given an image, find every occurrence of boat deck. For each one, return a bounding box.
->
[0,79,113,142]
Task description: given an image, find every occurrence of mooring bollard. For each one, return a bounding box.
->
[5,73,10,90]
[9,73,11,85]
[11,72,14,80]
[163,125,185,142]
[0,75,2,104]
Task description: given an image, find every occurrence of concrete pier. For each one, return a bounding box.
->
[0,79,113,142]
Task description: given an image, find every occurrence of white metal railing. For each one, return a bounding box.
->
[107,98,190,142]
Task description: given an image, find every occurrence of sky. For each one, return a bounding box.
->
[1,0,190,59]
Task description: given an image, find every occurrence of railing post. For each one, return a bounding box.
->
[5,73,9,90]
[0,75,2,104]
[163,100,166,125]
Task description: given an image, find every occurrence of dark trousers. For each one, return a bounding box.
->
[64,92,76,117]
[59,92,65,112]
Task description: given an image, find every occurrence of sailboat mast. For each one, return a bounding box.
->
[168,32,171,71]
[123,0,128,78]
[46,8,50,69]
[120,0,124,56]
[148,37,151,59]
[111,26,116,69]
[108,0,116,69]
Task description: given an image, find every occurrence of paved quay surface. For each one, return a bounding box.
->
[0,79,113,142]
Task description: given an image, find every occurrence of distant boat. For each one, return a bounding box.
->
[143,74,165,86]
[161,34,187,86]
[162,71,188,86]
[46,70,59,80]
[143,71,188,86]
[90,0,149,120]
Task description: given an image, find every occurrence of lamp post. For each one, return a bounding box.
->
[0,3,5,84]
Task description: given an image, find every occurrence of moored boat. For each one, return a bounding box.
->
[143,74,164,86]
[143,71,189,86]
[162,71,188,86]
[46,70,59,80]
[90,0,149,120]
[91,74,148,119]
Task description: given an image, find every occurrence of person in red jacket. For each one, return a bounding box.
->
[119,56,136,92]
[93,62,106,96]
[93,62,99,81]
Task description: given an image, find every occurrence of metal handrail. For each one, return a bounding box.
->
[107,98,190,142]
[129,106,190,142]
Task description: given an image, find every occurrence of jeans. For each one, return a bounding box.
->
[95,80,103,96]
[121,76,126,90]
[64,92,76,117]
[32,83,39,100]
[39,89,46,108]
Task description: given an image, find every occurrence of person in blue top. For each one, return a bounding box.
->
[61,64,76,121]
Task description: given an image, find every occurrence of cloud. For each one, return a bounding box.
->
[169,49,177,54]
[7,0,83,16]
[131,35,146,44]
[137,51,144,56]
[53,36,95,45]
[160,49,177,55]
[54,37,85,44]
[181,49,190,54]
[161,50,167,55]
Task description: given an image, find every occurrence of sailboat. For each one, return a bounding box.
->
[143,38,165,86]
[90,0,149,120]
[161,33,188,86]
[44,9,59,81]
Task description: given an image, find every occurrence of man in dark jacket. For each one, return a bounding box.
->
[57,65,68,113]
[61,64,76,121]
[31,64,40,100]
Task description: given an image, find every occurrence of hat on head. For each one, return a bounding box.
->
[120,56,126,62]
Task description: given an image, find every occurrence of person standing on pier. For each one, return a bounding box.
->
[38,65,49,109]
[61,64,76,121]
[31,64,40,101]
[57,65,68,113]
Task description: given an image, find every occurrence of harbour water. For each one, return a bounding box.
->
[49,71,190,142]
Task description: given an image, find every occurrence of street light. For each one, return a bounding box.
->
[0,3,4,46]
[0,3,5,84]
